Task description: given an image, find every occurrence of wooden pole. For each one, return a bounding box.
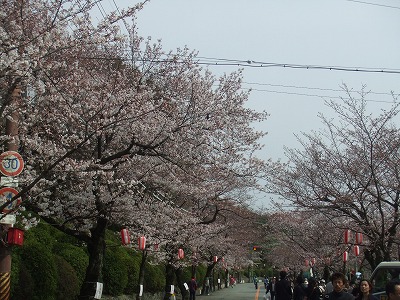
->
[0,85,20,300]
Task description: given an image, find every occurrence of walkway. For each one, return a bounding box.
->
[198,283,266,300]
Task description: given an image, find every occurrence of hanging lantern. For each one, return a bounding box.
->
[343,251,349,262]
[138,236,146,251]
[355,232,363,245]
[178,248,184,259]
[354,245,360,256]
[305,259,309,267]
[213,256,218,263]
[120,228,130,245]
[344,229,351,244]
[7,228,24,246]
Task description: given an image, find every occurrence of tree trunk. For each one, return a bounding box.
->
[175,267,188,300]
[136,250,148,300]
[201,263,215,295]
[78,217,108,300]
[163,263,175,300]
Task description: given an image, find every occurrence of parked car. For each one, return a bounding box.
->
[370,262,400,300]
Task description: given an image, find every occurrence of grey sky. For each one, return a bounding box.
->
[98,0,400,206]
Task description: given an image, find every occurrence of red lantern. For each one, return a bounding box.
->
[138,236,146,251]
[213,256,218,263]
[305,259,309,267]
[7,227,24,246]
[343,251,348,262]
[355,232,363,245]
[178,248,184,259]
[344,229,351,244]
[120,228,130,245]
[354,245,360,256]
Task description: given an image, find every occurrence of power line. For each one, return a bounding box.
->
[242,81,396,96]
[343,0,400,9]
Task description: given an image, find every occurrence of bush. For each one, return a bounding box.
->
[103,247,129,296]
[55,255,80,300]
[123,250,141,295]
[145,263,165,293]
[11,261,35,300]
[53,242,88,285]
[19,241,57,300]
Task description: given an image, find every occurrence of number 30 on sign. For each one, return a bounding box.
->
[0,151,24,177]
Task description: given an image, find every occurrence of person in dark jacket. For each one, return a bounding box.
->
[268,277,277,300]
[275,271,293,300]
[293,275,307,300]
[325,272,353,300]
[386,278,400,300]
[306,277,322,300]
[188,277,197,300]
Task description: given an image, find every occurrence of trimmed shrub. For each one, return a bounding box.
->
[103,247,129,296]
[53,242,88,285]
[123,249,141,295]
[144,263,165,293]
[55,255,80,300]
[19,241,57,300]
[11,261,35,300]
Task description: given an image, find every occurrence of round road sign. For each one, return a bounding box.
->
[0,151,24,177]
[0,187,22,213]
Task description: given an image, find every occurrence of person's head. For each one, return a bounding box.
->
[331,272,347,293]
[386,279,400,300]
[359,279,373,295]
[280,271,287,280]
[308,277,317,287]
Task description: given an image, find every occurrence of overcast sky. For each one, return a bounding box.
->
[98,0,400,206]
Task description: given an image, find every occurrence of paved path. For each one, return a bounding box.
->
[197,283,267,300]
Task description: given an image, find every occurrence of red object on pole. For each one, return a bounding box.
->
[6,228,24,246]
[343,251,349,262]
[344,229,351,244]
[355,232,363,244]
[354,245,360,256]
[138,236,146,250]
[213,256,218,263]
[178,248,184,259]
[120,229,130,245]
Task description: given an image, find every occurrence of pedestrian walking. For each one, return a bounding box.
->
[293,275,306,300]
[275,271,292,300]
[268,277,277,300]
[325,272,353,300]
[355,279,378,300]
[188,277,197,300]
[386,278,400,300]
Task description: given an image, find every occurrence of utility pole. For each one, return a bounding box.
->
[0,84,21,299]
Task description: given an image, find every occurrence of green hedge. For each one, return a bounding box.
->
[9,222,215,298]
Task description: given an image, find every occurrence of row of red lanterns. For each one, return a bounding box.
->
[344,230,363,245]
[343,245,360,262]
[120,229,184,259]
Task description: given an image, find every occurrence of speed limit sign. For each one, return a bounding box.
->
[0,151,24,177]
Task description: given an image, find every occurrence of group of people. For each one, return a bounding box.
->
[265,270,400,300]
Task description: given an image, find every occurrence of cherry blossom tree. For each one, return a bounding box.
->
[267,87,400,270]
[2,0,269,298]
